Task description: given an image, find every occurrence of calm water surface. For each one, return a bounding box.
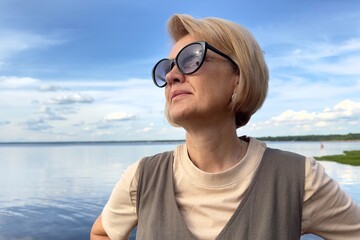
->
[0,141,359,240]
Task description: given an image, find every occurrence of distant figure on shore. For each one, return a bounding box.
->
[320,143,324,149]
[91,14,360,239]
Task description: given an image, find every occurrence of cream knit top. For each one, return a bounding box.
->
[102,138,360,240]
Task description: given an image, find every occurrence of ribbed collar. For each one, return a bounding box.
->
[174,138,266,188]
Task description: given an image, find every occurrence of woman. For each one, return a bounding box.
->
[91,14,360,239]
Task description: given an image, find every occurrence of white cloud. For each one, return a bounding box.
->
[315,121,328,127]
[268,76,360,105]
[47,93,94,105]
[54,106,77,115]
[0,77,166,141]
[104,112,136,122]
[38,106,66,121]
[306,56,360,75]
[0,120,10,125]
[19,119,53,132]
[269,37,360,76]
[334,99,360,111]
[92,130,113,137]
[273,110,315,123]
[337,38,360,53]
[0,76,39,89]
[274,99,360,123]
[39,84,68,92]
[249,99,360,134]
[136,126,153,133]
[0,30,63,62]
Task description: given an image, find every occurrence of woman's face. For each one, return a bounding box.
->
[165,35,238,128]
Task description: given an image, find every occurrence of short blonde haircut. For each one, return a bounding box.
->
[165,14,269,128]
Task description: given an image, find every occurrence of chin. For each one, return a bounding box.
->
[168,114,185,125]
[168,110,190,127]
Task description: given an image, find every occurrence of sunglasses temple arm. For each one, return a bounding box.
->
[207,45,237,67]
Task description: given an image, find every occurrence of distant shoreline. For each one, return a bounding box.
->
[1,133,359,145]
[257,133,360,142]
[0,139,186,146]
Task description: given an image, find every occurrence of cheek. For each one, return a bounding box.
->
[203,69,234,90]
[203,78,235,103]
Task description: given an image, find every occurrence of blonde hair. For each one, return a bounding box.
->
[165,14,269,128]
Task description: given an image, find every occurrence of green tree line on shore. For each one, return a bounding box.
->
[257,133,360,142]
[1,133,359,145]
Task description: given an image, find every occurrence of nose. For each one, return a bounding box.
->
[165,62,185,85]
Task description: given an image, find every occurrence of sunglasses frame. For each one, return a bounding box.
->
[152,41,238,88]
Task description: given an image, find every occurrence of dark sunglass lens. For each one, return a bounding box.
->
[177,43,204,74]
[154,59,171,87]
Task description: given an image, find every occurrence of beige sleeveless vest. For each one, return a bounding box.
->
[136,147,305,240]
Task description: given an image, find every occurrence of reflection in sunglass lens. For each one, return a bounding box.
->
[154,59,171,87]
[178,43,204,74]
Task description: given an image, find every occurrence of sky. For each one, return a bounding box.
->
[0,0,359,142]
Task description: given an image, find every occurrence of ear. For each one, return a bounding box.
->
[233,74,240,89]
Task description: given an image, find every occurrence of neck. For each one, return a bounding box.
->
[185,119,246,173]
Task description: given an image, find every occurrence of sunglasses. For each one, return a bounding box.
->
[152,41,238,88]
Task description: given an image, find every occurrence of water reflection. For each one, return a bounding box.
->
[319,161,360,203]
[0,197,102,240]
[0,143,176,239]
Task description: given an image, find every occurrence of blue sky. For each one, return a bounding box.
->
[0,0,359,142]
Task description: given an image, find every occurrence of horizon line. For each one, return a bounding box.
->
[0,132,359,145]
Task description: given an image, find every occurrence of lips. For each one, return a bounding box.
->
[170,90,192,101]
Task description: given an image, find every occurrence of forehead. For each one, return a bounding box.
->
[169,35,201,59]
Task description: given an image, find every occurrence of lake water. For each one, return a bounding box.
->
[0,141,359,240]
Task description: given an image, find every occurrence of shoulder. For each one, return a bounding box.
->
[255,147,306,191]
[136,150,177,183]
[263,147,306,166]
[140,150,174,163]
[138,150,174,172]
